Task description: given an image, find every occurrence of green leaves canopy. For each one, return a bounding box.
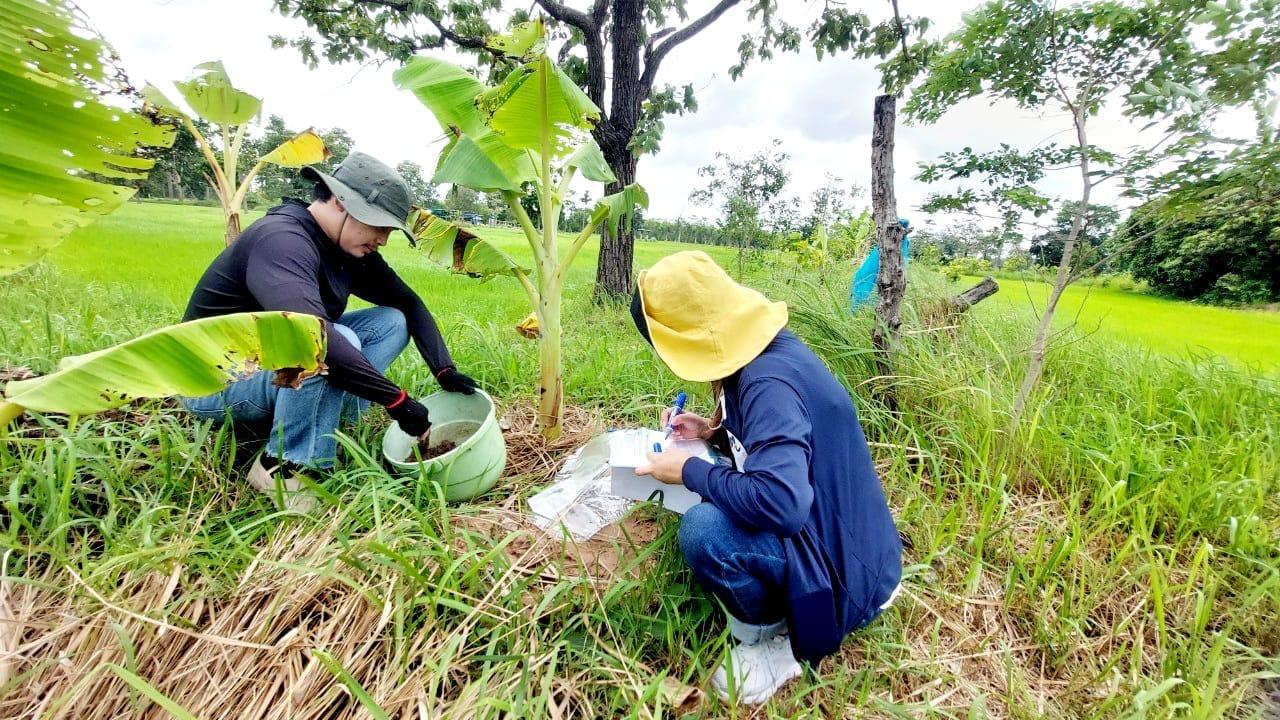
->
[0,0,176,276]
[394,56,536,192]
[1,312,327,425]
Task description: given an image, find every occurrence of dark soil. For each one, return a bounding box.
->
[416,438,458,460]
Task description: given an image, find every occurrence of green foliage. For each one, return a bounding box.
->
[941,256,994,282]
[737,3,939,93]
[1002,252,1031,273]
[1030,201,1120,270]
[396,20,645,435]
[828,209,875,262]
[1114,189,1280,305]
[689,139,795,276]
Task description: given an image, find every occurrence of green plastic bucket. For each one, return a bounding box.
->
[381,389,507,501]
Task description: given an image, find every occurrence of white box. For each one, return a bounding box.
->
[606,429,711,514]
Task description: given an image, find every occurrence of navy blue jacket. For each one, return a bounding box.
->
[682,330,902,661]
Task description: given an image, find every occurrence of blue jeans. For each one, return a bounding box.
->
[679,502,788,625]
[182,306,409,469]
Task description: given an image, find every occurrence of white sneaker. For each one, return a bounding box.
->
[248,456,317,513]
[712,623,803,705]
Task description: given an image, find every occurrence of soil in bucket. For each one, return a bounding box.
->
[406,420,480,463]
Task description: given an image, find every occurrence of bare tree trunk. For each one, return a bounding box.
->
[592,0,642,302]
[870,95,907,377]
[594,151,637,302]
[948,276,999,314]
[1011,105,1092,423]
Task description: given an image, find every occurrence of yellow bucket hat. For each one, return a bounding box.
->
[637,251,788,382]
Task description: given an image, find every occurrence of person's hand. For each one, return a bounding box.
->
[661,408,711,441]
[387,396,431,437]
[438,367,478,395]
[635,450,692,485]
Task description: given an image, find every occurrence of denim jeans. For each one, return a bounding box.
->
[182,306,409,469]
[678,502,788,626]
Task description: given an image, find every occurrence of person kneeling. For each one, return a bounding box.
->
[631,251,903,705]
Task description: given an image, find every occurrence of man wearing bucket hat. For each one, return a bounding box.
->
[630,251,902,704]
[180,151,477,510]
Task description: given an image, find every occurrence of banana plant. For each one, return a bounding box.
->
[0,0,176,276]
[396,20,646,439]
[1,312,327,428]
[143,62,331,245]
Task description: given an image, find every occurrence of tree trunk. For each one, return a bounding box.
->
[870,95,907,377]
[948,276,999,314]
[1011,106,1092,424]
[594,149,638,302]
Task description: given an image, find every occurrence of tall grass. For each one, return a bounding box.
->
[1,240,1277,717]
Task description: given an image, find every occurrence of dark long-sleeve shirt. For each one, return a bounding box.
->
[682,330,902,662]
[183,200,454,405]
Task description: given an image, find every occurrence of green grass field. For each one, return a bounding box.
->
[956,274,1280,371]
[1,201,1277,718]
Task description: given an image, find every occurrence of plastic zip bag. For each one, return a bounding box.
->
[527,433,635,541]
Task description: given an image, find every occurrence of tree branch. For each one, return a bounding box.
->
[423,12,487,51]
[889,0,911,64]
[337,0,488,50]
[639,0,741,93]
[535,0,595,33]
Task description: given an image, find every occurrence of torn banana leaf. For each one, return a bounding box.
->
[0,312,327,426]
[409,208,529,280]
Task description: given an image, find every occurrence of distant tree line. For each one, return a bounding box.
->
[136,115,439,210]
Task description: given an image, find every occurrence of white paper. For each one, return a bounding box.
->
[606,429,710,514]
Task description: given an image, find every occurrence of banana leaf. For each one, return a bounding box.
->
[432,133,536,192]
[395,57,535,191]
[174,61,262,126]
[0,0,176,275]
[591,184,649,237]
[484,19,547,61]
[408,208,528,280]
[0,312,327,425]
[564,138,616,183]
[477,56,600,155]
[259,128,331,167]
[393,58,488,138]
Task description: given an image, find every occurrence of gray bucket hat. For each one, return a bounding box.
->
[301,151,416,245]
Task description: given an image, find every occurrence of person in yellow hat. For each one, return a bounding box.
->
[631,251,902,705]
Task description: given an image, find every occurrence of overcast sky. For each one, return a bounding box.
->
[78,0,1250,231]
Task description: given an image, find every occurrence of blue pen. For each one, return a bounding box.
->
[663,391,688,439]
[652,442,663,453]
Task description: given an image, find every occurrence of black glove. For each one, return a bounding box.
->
[386,396,431,436]
[437,367,478,395]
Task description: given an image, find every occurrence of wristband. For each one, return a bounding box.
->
[385,389,408,409]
